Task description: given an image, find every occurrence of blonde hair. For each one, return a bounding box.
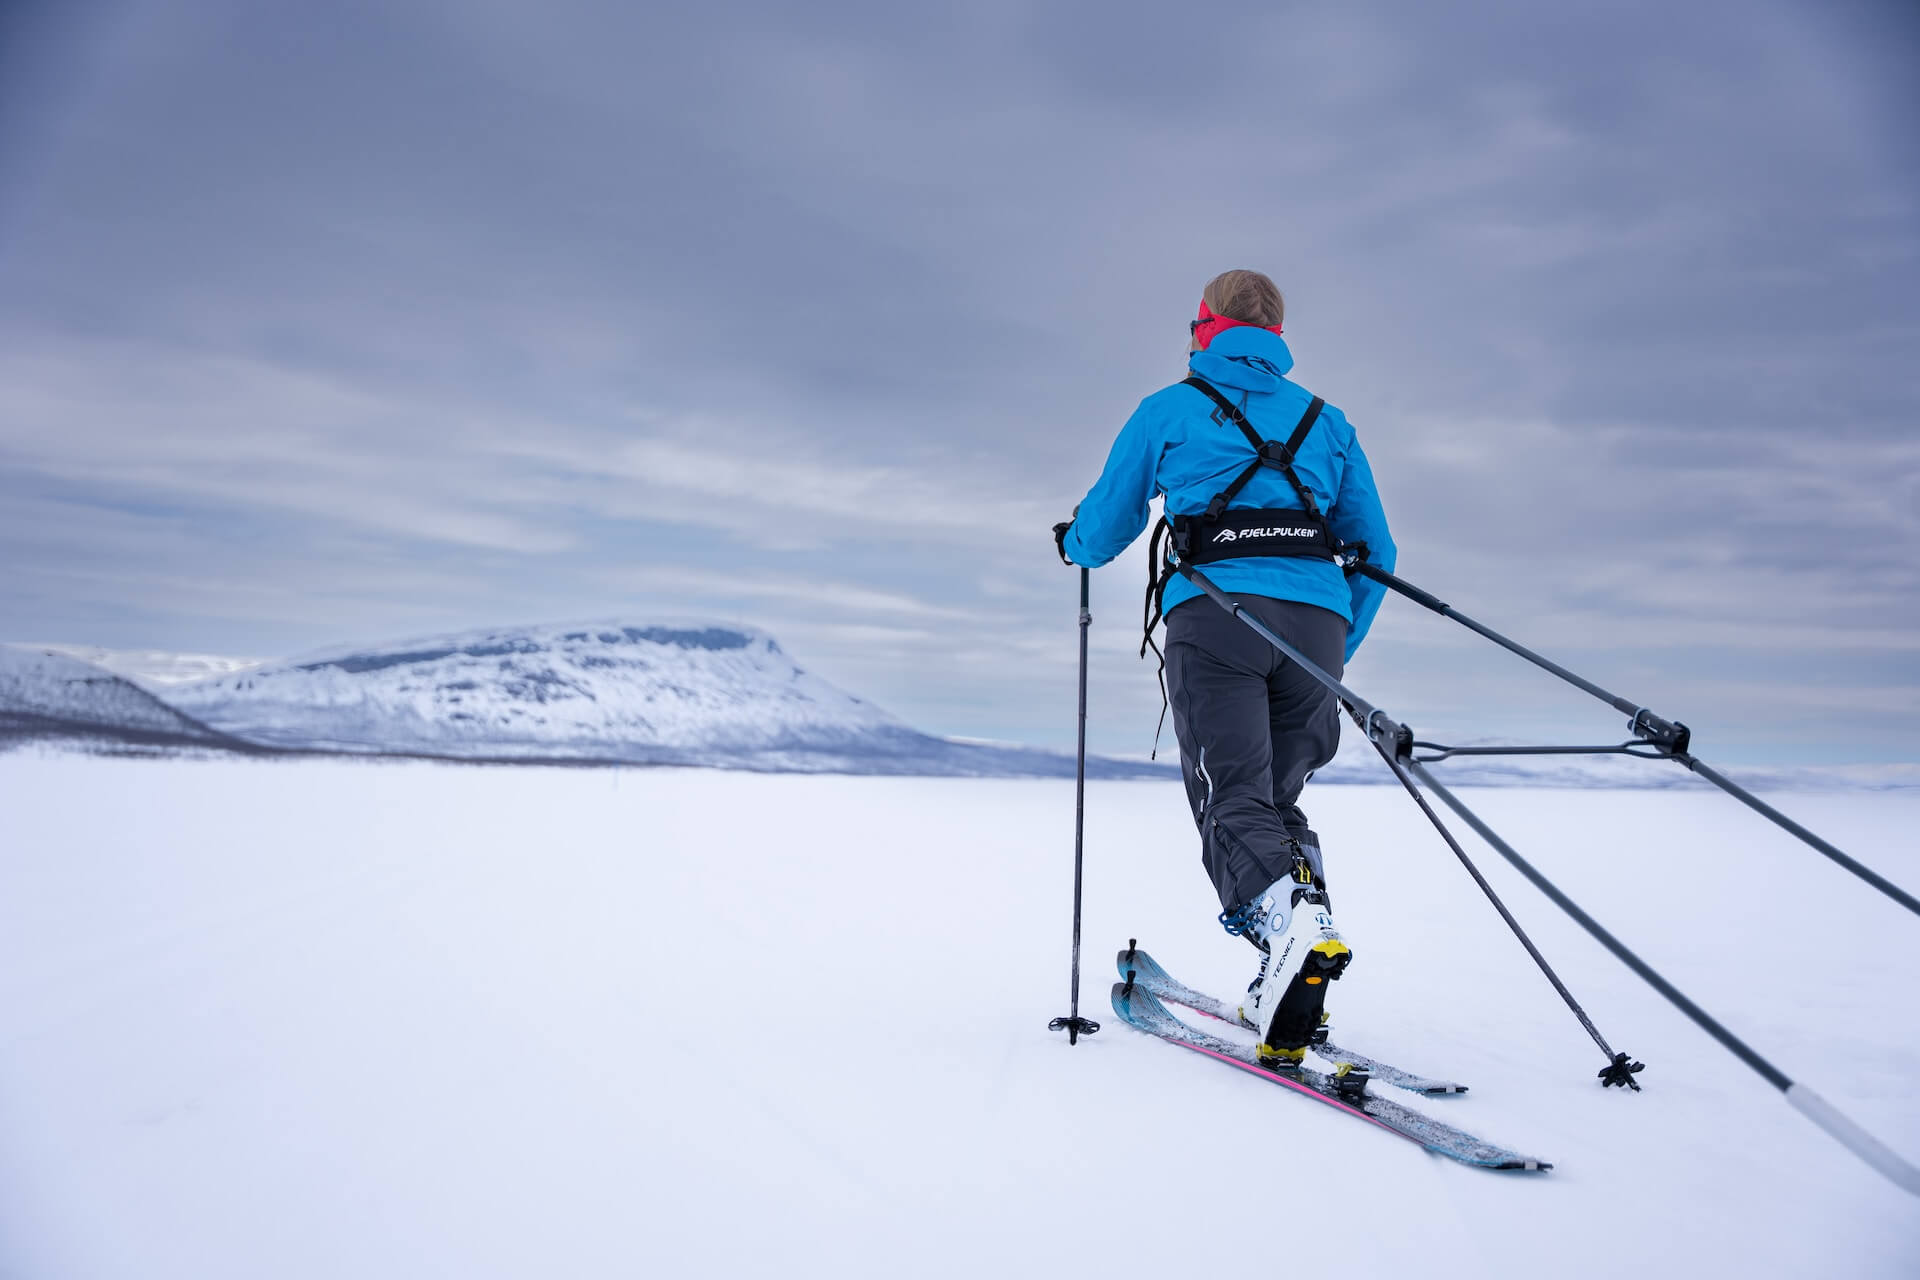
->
[1203,269,1285,327]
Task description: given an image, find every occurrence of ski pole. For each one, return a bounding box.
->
[1174,564,1636,1084]
[1050,567,1100,1045]
[1358,712,1643,1088]
[1345,559,1919,919]
[1405,757,1920,1197]
[1177,560,1920,1196]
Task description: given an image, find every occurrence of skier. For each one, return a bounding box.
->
[1054,268,1395,1065]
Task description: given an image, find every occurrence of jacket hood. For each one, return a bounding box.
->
[1188,326,1294,392]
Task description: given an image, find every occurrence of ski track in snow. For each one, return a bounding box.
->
[0,755,1915,1278]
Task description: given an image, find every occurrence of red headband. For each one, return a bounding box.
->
[1191,299,1283,350]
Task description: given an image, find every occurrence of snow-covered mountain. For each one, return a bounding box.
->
[31,644,270,688]
[156,620,1165,778]
[0,646,233,749]
[9,624,1913,787]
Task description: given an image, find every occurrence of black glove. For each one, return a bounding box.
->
[1052,521,1074,566]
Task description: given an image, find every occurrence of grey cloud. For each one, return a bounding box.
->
[0,0,1914,762]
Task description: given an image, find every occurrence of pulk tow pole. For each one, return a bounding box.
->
[1345,559,1920,919]
[1174,560,1920,1197]
[1175,567,1642,1087]
[1050,567,1100,1045]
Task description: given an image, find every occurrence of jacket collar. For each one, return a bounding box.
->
[1188,326,1294,393]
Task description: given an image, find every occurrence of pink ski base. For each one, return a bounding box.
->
[1171,1036,1428,1151]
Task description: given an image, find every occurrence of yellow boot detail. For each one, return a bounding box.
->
[1256,1043,1307,1066]
[1311,939,1352,965]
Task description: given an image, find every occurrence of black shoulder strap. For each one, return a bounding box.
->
[1282,397,1325,461]
[1182,377,1326,519]
[1184,376,1266,454]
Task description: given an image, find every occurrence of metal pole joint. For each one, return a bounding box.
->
[1363,708,1414,761]
[1629,708,1691,754]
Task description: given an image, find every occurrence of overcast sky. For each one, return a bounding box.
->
[2,0,1915,764]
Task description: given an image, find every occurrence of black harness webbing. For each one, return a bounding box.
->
[1137,376,1356,755]
[1182,377,1329,527]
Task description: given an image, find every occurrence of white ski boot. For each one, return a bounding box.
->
[1235,860,1351,1066]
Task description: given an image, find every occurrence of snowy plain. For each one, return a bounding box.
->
[1,753,1915,1278]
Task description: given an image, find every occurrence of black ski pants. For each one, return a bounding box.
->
[1164,594,1347,914]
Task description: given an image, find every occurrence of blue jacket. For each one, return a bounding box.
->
[1064,327,1395,663]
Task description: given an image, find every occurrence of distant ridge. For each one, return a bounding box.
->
[0,647,249,752]
[15,621,1172,779]
[32,644,269,687]
[6,628,1911,788]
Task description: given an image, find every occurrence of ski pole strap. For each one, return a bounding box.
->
[1141,517,1173,660]
[1139,518,1175,757]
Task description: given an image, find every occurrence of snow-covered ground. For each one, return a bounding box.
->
[1,754,1915,1278]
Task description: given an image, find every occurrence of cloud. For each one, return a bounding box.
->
[589,565,972,623]
[0,0,1914,762]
